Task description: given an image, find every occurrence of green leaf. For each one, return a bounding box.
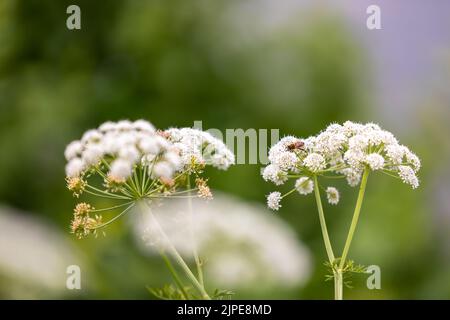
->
[147,284,198,300]
[212,288,235,300]
[323,259,368,288]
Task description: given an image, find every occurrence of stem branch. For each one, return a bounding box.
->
[339,168,370,270]
[139,200,210,300]
[313,175,335,263]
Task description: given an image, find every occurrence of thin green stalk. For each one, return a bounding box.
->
[140,201,211,300]
[93,203,135,229]
[86,184,131,200]
[187,177,205,288]
[90,201,134,212]
[84,189,129,200]
[133,167,141,197]
[160,251,189,300]
[339,168,370,270]
[141,165,147,195]
[313,175,335,263]
[282,188,297,199]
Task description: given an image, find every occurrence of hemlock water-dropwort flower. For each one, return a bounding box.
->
[65,119,234,300]
[261,121,421,299]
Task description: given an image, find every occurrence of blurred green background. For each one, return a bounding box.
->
[1,0,450,299]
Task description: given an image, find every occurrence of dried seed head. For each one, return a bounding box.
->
[196,178,213,200]
[70,215,102,239]
[66,177,87,198]
[74,202,94,218]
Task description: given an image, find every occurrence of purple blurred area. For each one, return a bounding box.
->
[246,0,450,130]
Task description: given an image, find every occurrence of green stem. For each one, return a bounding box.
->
[282,188,297,199]
[339,168,370,270]
[313,175,335,263]
[90,201,134,212]
[334,270,343,300]
[93,203,135,229]
[160,251,189,300]
[187,177,205,287]
[139,200,211,300]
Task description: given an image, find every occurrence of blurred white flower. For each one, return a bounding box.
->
[133,194,311,289]
[0,206,83,298]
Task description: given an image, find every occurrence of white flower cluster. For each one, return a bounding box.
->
[65,120,181,182]
[165,128,235,170]
[263,121,421,210]
[267,192,282,211]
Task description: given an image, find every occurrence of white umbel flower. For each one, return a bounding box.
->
[152,161,174,179]
[166,128,235,170]
[64,140,83,161]
[339,168,362,187]
[398,165,419,189]
[272,151,299,171]
[82,144,104,166]
[364,153,385,171]
[139,138,160,155]
[326,187,340,205]
[81,129,102,143]
[64,120,182,182]
[405,148,421,172]
[119,146,140,163]
[385,144,405,165]
[295,177,314,195]
[267,192,282,211]
[65,158,85,178]
[303,153,326,172]
[262,164,288,186]
[261,121,421,211]
[108,159,133,182]
[132,119,155,132]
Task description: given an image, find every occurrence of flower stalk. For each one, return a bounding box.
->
[139,200,211,300]
[187,176,205,288]
[313,175,335,263]
[339,168,369,271]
